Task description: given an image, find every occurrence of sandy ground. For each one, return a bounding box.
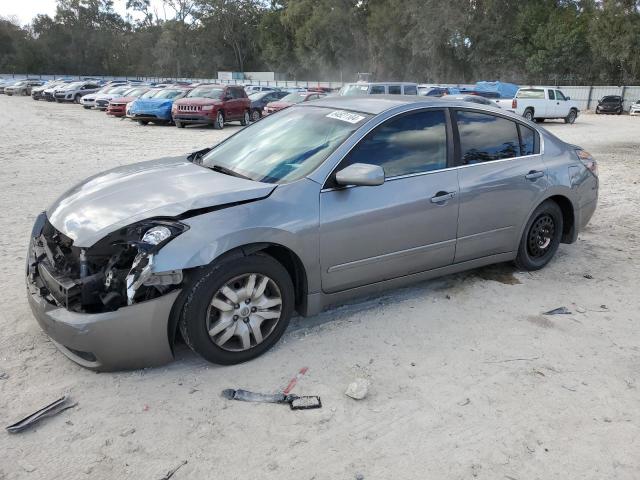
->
[0,97,639,480]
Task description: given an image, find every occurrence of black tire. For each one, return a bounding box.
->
[176,121,185,128]
[250,109,261,122]
[74,94,81,104]
[179,254,294,365]
[564,109,577,124]
[138,120,148,125]
[535,118,545,123]
[515,200,564,271]
[213,111,225,129]
[595,108,600,114]
[240,109,250,126]
[523,108,534,122]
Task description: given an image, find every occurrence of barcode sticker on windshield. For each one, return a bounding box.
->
[326,111,366,124]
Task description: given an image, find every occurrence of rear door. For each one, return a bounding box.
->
[453,109,548,262]
[319,108,459,293]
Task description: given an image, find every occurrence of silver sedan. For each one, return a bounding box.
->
[27,96,598,370]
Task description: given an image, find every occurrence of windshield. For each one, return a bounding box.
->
[63,82,84,90]
[341,84,369,96]
[201,106,371,184]
[123,87,147,97]
[280,93,308,103]
[249,91,271,100]
[153,89,185,99]
[140,89,161,98]
[602,96,620,103]
[187,86,224,99]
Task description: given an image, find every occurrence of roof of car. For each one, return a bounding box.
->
[301,95,509,118]
[298,95,453,114]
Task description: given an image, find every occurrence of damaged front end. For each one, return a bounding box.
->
[27,212,186,313]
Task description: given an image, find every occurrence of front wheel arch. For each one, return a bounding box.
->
[167,242,309,350]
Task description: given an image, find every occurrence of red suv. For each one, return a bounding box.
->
[172,84,250,129]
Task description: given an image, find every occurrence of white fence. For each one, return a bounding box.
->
[2,73,638,111]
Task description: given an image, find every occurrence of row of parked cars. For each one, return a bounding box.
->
[9,77,334,129]
[4,77,639,125]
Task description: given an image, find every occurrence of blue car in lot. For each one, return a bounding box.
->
[129,86,192,125]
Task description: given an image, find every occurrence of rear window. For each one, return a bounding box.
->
[456,111,520,164]
[516,89,545,99]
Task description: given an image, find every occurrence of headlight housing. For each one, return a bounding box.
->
[142,225,172,245]
[202,105,214,112]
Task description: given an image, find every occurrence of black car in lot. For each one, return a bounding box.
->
[596,95,624,114]
[248,90,288,121]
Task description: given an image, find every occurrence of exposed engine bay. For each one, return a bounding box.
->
[27,213,184,313]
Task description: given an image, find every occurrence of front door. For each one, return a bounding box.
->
[452,109,548,262]
[319,109,459,293]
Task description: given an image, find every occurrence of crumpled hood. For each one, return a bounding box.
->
[47,157,276,247]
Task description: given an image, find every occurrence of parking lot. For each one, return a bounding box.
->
[1,97,639,479]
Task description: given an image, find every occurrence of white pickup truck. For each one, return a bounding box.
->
[504,87,580,124]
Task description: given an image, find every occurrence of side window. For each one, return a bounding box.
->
[388,85,401,95]
[518,124,536,156]
[370,85,385,94]
[341,110,448,178]
[548,90,555,100]
[403,85,417,95]
[456,111,520,164]
[555,90,566,101]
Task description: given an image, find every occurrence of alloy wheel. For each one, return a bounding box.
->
[527,214,555,258]
[206,273,283,352]
[251,110,260,122]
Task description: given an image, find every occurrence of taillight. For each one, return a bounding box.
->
[576,149,598,177]
[512,98,517,109]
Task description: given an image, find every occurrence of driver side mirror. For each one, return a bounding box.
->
[335,163,384,187]
[565,96,570,100]
[224,95,232,101]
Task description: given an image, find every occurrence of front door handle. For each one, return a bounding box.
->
[525,170,544,180]
[431,191,456,203]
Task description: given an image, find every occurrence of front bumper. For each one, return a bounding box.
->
[27,281,179,371]
[173,113,216,124]
[107,105,126,116]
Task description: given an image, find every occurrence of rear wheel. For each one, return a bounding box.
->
[564,109,577,124]
[74,94,81,104]
[138,120,148,125]
[179,254,294,365]
[523,109,534,122]
[250,109,261,122]
[515,200,563,271]
[241,109,250,126]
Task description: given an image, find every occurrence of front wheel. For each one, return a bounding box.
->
[179,254,294,365]
[175,121,185,128]
[214,111,225,129]
[515,200,563,271]
[564,109,577,124]
[138,120,148,125]
[74,94,81,104]
[241,109,250,126]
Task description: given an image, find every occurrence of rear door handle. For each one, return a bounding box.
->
[525,170,544,180]
[431,191,456,203]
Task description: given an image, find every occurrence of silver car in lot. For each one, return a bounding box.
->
[26,96,599,371]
